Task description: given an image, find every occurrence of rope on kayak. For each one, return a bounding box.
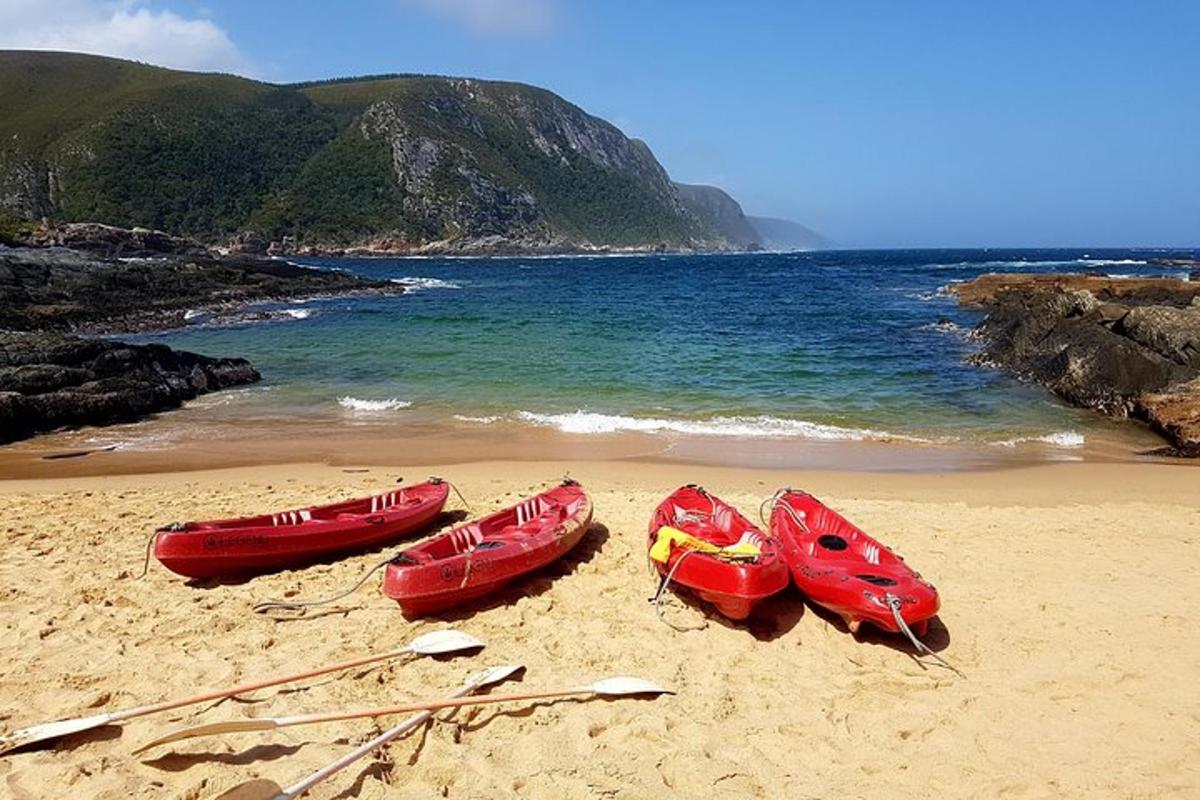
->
[135,531,156,579]
[648,549,705,630]
[135,523,182,579]
[430,476,472,512]
[886,593,964,678]
[253,557,391,615]
[757,489,787,528]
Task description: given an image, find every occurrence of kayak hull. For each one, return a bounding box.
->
[770,490,939,634]
[648,486,789,620]
[382,481,592,617]
[153,481,450,579]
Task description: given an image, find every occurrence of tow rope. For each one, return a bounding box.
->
[253,557,391,615]
[887,593,964,677]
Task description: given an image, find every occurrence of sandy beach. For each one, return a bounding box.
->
[1,458,1198,799]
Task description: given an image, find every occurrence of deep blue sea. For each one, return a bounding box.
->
[126,248,1196,455]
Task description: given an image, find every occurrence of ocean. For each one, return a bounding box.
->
[105,248,1195,466]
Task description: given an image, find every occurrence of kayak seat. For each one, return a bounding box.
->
[817,534,848,551]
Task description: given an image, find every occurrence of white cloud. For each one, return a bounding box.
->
[405,0,559,37]
[0,0,251,74]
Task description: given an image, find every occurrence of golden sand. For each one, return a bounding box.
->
[1,459,1198,798]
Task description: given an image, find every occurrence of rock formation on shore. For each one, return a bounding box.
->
[1,234,400,333]
[0,331,259,444]
[952,273,1200,456]
[0,228,407,443]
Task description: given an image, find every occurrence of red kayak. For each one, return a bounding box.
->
[153,479,450,579]
[648,485,788,620]
[770,489,939,635]
[382,480,592,617]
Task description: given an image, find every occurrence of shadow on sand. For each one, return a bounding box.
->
[412,521,611,623]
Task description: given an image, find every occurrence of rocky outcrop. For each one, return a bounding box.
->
[0,331,259,444]
[0,244,401,333]
[17,222,211,258]
[673,183,761,249]
[952,273,1200,456]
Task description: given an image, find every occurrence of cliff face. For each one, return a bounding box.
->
[0,51,742,252]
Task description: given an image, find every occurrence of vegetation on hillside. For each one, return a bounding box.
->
[0,51,734,250]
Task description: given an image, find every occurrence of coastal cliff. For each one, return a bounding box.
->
[953,273,1200,456]
[0,51,775,254]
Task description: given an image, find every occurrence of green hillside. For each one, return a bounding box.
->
[0,51,736,250]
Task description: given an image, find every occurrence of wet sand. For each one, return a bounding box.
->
[1,458,1198,798]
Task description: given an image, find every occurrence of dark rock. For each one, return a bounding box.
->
[0,331,260,444]
[0,245,400,333]
[17,222,210,258]
[1118,305,1200,369]
[1085,302,1129,326]
[227,231,269,255]
[955,273,1200,456]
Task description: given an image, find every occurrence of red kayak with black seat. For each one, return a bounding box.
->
[769,489,939,636]
[153,479,450,579]
[382,480,592,617]
[648,485,788,620]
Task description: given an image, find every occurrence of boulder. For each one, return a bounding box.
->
[0,331,260,444]
[1118,305,1200,369]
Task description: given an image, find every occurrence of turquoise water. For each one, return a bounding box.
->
[130,248,1196,450]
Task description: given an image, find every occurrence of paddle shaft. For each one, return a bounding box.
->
[279,679,483,799]
[110,646,413,723]
[275,687,589,729]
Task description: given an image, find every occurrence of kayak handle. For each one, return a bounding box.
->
[366,515,387,525]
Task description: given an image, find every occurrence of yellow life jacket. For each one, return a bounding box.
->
[649,526,762,564]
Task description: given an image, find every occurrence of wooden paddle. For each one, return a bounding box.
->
[0,629,483,755]
[136,676,672,755]
[212,664,525,800]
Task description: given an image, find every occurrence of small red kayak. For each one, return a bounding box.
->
[770,489,939,635]
[382,480,592,617]
[153,479,450,579]
[648,485,788,620]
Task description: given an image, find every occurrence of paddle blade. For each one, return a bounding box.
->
[407,629,484,656]
[0,712,114,755]
[213,778,286,800]
[589,677,673,697]
[471,664,525,689]
[134,718,280,755]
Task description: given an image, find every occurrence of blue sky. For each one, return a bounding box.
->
[3,1,1197,247]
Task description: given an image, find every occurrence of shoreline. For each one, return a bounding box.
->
[0,409,1184,481]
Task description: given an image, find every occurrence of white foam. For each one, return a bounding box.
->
[514,410,932,442]
[337,397,413,412]
[183,309,204,321]
[283,308,313,320]
[991,431,1085,448]
[389,277,462,291]
[454,414,502,424]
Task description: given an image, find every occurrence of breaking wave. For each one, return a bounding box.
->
[512,410,934,442]
[390,277,463,291]
[337,397,413,412]
[990,431,1085,448]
